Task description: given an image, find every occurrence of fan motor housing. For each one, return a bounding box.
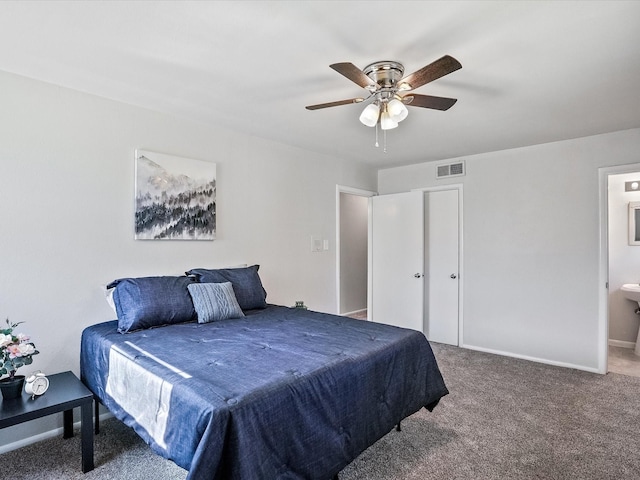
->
[363,61,405,88]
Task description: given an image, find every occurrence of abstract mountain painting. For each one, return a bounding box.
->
[135,150,216,240]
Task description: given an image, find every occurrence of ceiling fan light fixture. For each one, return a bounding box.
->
[380,110,398,130]
[387,98,408,123]
[306,55,462,149]
[359,103,380,127]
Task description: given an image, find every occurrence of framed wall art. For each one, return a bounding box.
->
[135,149,216,240]
[629,201,640,246]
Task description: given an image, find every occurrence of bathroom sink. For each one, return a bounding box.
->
[621,284,640,303]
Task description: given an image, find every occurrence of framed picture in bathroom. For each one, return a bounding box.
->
[629,202,640,245]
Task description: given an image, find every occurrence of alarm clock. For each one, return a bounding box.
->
[25,371,49,398]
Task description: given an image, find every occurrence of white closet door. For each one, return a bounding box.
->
[426,189,459,345]
[369,191,424,331]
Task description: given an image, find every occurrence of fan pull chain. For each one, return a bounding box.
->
[373,122,388,153]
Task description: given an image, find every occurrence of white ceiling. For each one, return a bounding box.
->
[1,1,639,169]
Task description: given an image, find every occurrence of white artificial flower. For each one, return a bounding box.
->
[17,343,35,356]
[0,333,12,348]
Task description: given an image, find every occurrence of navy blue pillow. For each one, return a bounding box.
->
[107,276,198,333]
[186,265,267,310]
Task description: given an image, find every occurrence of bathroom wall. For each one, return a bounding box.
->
[608,172,640,345]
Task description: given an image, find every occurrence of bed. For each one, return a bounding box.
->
[80,266,448,480]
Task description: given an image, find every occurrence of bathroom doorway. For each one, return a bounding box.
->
[603,166,640,377]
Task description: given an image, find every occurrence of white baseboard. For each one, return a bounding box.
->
[342,309,367,317]
[608,339,637,349]
[0,411,113,455]
[460,343,601,374]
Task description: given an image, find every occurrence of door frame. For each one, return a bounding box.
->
[412,184,464,346]
[335,185,377,315]
[598,162,640,374]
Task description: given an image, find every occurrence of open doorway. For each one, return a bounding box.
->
[599,163,640,376]
[606,169,640,377]
[336,186,376,317]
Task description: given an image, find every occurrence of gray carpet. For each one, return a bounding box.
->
[1,343,639,480]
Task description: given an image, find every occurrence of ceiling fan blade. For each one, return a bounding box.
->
[305,98,365,110]
[330,63,376,90]
[402,94,458,111]
[398,55,462,91]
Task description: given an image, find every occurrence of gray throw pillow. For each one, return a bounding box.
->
[187,282,245,323]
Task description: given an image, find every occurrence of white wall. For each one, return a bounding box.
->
[339,192,368,314]
[0,70,376,447]
[379,128,640,372]
[608,172,640,344]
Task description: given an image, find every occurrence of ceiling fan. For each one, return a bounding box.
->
[306,55,462,142]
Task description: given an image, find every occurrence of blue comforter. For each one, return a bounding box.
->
[80,305,448,479]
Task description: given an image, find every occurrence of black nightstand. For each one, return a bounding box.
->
[0,371,94,472]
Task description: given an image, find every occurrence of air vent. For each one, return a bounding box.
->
[436,161,465,179]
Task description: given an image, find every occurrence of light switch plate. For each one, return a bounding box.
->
[311,235,323,252]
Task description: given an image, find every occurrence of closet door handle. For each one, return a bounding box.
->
[414,273,422,278]
[450,274,457,279]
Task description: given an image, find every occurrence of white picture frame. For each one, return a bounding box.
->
[629,201,640,246]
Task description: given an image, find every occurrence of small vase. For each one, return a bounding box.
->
[0,375,25,401]
[293,301,307,310]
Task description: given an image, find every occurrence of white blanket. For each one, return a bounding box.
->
[106,345,174,449]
